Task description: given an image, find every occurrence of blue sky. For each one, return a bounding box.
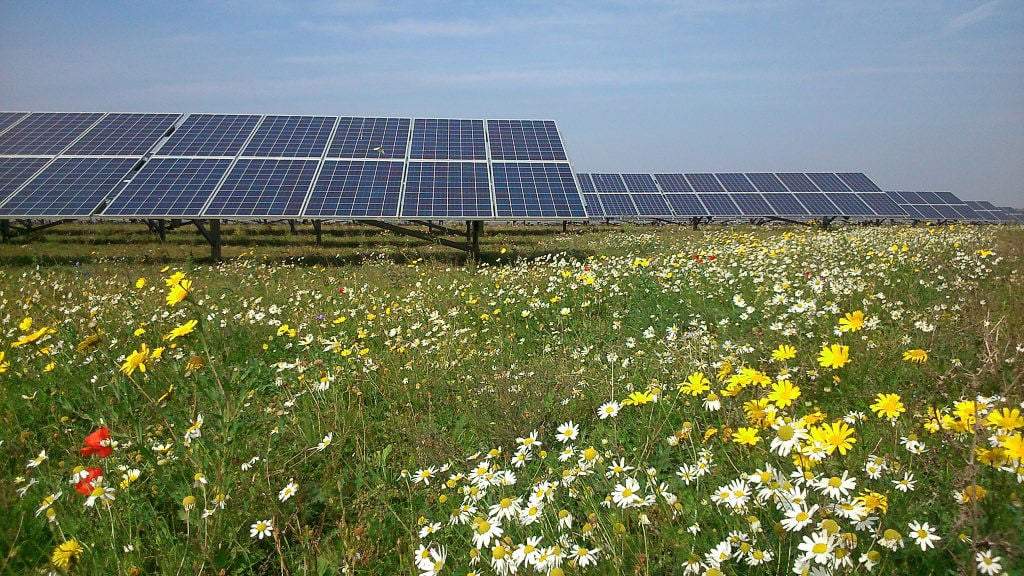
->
[1,1,1021,205]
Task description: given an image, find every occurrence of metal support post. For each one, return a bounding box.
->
[313,220,322,245]
[1,220,8,242]
[288,219,297,234]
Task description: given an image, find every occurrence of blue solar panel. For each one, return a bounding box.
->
[410,119,485,160]
[576,173,596,193]
[837,172,882,192]
[583,193,605,217]
[156,114,261,157]
[0,112,29,135]
[687,174,725,193]
[598,193,638,216]
[746,173,788,193]
[591,173,627,193]
[762,193,809,216]
[304,160,402,218]
[0,112,104,155]
[328,117,410,159]
[630,193,672,216]
[828,192,874,215]
[731,193,775,216]
[103,158,232,217]
[0,157,136,217]
[697,193,741,216]
[0,157,50,200]
[664,194,708,216]
[716,173,756,193]
[885,192,907,205]
[487,120,566,161]
[976,201,998,210]
[916,191,943,205]
[242,115,336,158]
[807,173,851,192]
[493,162,586,219]
[857,193,906,217]
[900,204,924,219]
[64,113,180,156]
[204,159,318,217]
[933,205,961,219]
[794,193,839,215]
[622,173,659,193]
[895,191,925,204]
[777,173,819,192]
[949,204,982,220]
[654,174,693,193]
[401,161,492,217]
[913,205,942,220]
[933,191,962,204]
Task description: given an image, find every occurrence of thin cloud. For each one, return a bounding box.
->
[945,0,1000,34]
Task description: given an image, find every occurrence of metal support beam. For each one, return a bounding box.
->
[819,216,836,231]
[193,219,223,261]
[5,219,71,238]
[288,219,297,234]
[313,220,322,245]
[471,220,483,256]
[410,220,463,237]
[691,217,700,231]
[362,219,476,254]
[562,220,568,233]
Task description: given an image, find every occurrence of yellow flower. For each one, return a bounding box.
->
[166,279,192,306]
[51,539,84,570]
[77,333,101,352]
[838,310,865,333]
[768,380,801,408]
[817,343,850,369]
[133,327,146,337]
[623,390,655,406]
[855,491,888,514]
[681,372,711,396]
[11,326,54,348]
[731,427,761,446]
[771,344,796,361]
[813,421,857,455]
[903,349,928,364]
[870,393,906,421]
[19,317,32,331]
[165,319,198,341]
[135,277,146,289]
[0,351,9,373]
[120,344,149,376]
[986,408,1024,431]
[165,271,186,287]
[1002,434,1024,461]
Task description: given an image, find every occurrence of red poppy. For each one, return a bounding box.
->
[75,467,104,495]
[81,427,112,458]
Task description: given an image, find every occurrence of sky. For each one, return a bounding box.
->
[1,0,1022,206]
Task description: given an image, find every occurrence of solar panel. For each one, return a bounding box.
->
[857,193,907,217]
[304,160,403,218]
[0,157,50,200]
[715,173,756,193]
[916,191,943,205]
[687,174,725,193]
[410,119,486,160]
[806,173,851,192]
[0,112,29,135]
[949,203,982,220]
[64,113,180,156]
[746,173,788,193]
[731,193,775,216]
[896,191,925,204]
[654,173,693,193]
[794,193,839,215]
[933,205,961,219]
[487,120,566,161]
[933,191,962,204]
[0,112,104,155]
[155,114,261,157]
[576,173,596,193]
[597,193,638,216]
[630,193,673,217]
[242,115,336,158]
[697,193,741,216]
[762,193,809,216]
[777,173,819,192]
[828,192,874,215]
[913,205,942,220]
[0,157,136,217]
[103,158,232,217]
[900,204,924,219]
[591,173,627,193]
[837,172,882,192]
[621,173,659,193]
[976,201,998,210]
[401,161,492,217]
[583,194,605,217]
[204,159,318,217]
[328,117,410,159]
[493,162,586,219]
[664,194,708,216]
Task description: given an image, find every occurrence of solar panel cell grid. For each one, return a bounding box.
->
[204,159,318,217]
[715,173,756,193]
[401,161,492,217]
[828,192,874,215]
[493,162,586,218]
[328,117,409,159]
[591,173,627,193]
[949,204,982,220]
[933,205,961,219]
[915,191,943,205]
[103,158,233,217]
[794,193,838,214]
[621,173,659,193]
[654,174,693,193]
[746,173,788,193]
[242,115,336,158]
[857,193,906,217]
[762,193,808,215]
[837,172,882,192]
[597,193,638,216]
[806,173,851,192]
[156,114,261,157]
[697,193,740,215]
[664,194,707,216]
[0,112,104,156]
[731,193,774,216]
[934,192,962,204]
[630,193,672,216]
[913,205,942,219]
[583,194,605,217]
[576,173,596,193]
[0,112,29,135]
[486,120,567,161]
[304,160,403,218]
[65,113,180,156]
[686,173,725,193]
[409,119,486,160]
[0,157,136,217]
[0,157,50,199]
[776,173,819,192]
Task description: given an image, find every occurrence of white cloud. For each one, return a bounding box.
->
[945,0,1000,34]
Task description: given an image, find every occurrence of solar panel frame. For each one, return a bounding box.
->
[933,205,961,219]
[202,159,319,217]
[409,119,486,160]
[777,173,820,192]
[900,204,924,219]
[856,193,907,217]
[731,192,775,216]
[302,160,403,218]
[486,120,567,161]
[916,191,944,205]
[0,157,51,201]
[597,193,638,216]
[912,204,942,219]
[933,191,962,204]
[0,112,105,156]
[400,161,492,218]
[154,114,261,157]
[664,193,708,216]
[896,191,925,204]
[654,173,693,193]
[715,173,757,193]
[949,203,982,220]
[793,193,839,215]
[697,193,741,216]
[837,172,882,192]
[241,115,337,158]
[621,173,659,193]
[0,112,30,135]
[0,157,137,217]
[686,173,726,193]
[806,172,852,192]
[828,192,875,216]
[576,173,596,193]
[493,162,586,219]
[64,113,180,156]
[746,173,788,193]
[591,173,627,193]
[583,193,605,217]
[101,157,234,217]
[762,193,809,216]
[630,193,673,217]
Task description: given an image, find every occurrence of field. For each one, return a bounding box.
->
[1,222,1022,575]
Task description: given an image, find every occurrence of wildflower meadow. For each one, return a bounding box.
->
[1,223,1022,575]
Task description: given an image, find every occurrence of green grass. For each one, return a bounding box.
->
[1,222,1022,575]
